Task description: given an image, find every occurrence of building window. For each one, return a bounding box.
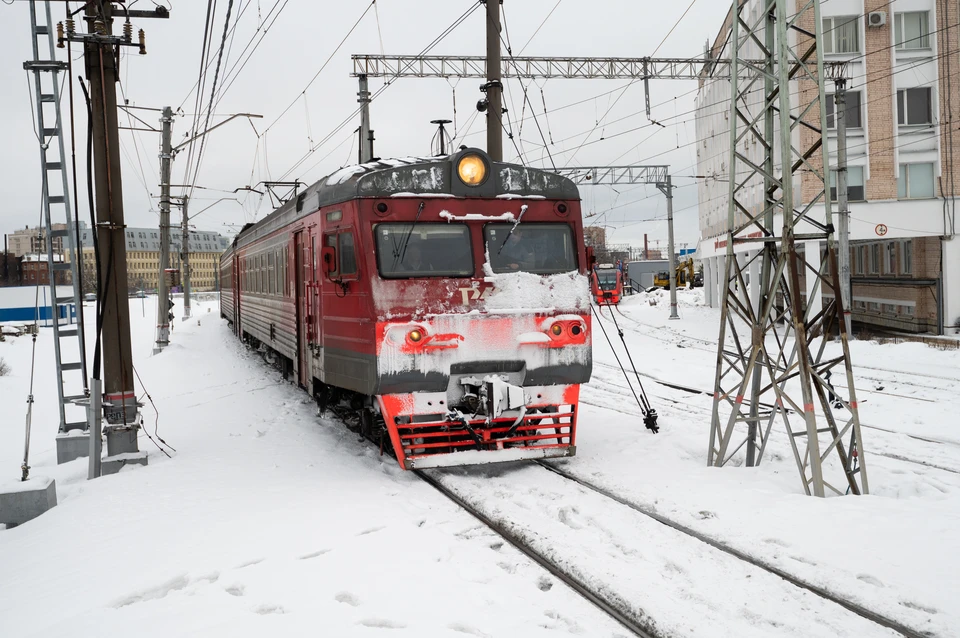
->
[870,244,880,274]
[854,299,867,310]
[826,91,862,128]
[901,240,913,274]
[898,163,935,199]
[897,87,932,125]
[829,165,865,201]
[867,301,880,312]
[882,303,897,315]
[894,12,930,50]
[883,241,897,274]
[902,304,915,316]
[822,16,860,53]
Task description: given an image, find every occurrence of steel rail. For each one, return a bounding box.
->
[413,469,658,638]
[534,461,927,638]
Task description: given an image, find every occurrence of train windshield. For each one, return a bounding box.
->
[596,269,619,290]
[485,223,577,275]
[375,223,474,278]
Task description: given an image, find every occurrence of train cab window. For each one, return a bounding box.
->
[374,223,474,278]
[485,223,576,275]
[324,231,358,278]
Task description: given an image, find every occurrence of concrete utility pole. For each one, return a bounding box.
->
[81,2,143,471]
[831,67,854,337]
[484,0,503,161]
[659,175,679,320]
[357,74,374,163]
[154,106,173,353]
[180,196,191,320]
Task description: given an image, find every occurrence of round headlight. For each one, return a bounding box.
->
[457,154,487,186]
[550,324,563,336]
[408,329,423,343]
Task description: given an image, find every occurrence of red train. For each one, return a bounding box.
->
[220,148,594,469]
[591,264,623,305]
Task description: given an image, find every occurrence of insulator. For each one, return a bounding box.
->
[56,21,65,48]
[123,20,133,43]
[93,19,106,35]
[138,29,146,55]
[65,19,75,35]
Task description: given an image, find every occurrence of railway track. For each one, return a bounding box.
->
[417,462,927,638]
[607,311,960,395]
[588,360,960,475]
[414,469,656,638]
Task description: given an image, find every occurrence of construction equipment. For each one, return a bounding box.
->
[654,258,697,289]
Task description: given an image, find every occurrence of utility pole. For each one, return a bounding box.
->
[180,196,191,320]
[483,0,503,161]
[357,74,374,163]
[830,64,853,337]
[659,175,679,320]
[80,2,146,472]
[154,106,173,353]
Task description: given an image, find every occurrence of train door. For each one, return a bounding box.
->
[310,234,323,378]
[295,230,311,388]
[233,252,241,336]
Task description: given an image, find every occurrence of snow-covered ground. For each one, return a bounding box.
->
[0,290,957,637]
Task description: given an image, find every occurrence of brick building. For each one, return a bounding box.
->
[695,0,960,334]
[20,254,70,286]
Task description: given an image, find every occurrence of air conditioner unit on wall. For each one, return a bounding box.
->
[868,11,886,27]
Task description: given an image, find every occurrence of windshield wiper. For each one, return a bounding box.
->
[392,201,425,270]
[496,204,528,255]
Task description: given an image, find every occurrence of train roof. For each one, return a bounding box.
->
[229,148,579,251]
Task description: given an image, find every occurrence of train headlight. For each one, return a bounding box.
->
[550,324,563,336]
[408,329,423,343]
[457,154,487,186]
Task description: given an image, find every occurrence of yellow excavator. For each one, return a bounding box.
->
[653,258,698,289]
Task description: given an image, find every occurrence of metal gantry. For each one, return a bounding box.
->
[350,54,738,80]
[25,1,90,461]
[556,166,679,320]
[706,0,867,497]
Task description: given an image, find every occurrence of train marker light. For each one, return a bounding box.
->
[457,154,487,186]
[550,324,563,336]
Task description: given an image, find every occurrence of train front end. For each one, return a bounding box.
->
[363,150,592,470]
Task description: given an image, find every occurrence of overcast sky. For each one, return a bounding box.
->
[1,0,733,252]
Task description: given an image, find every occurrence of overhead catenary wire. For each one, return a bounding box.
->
[274,1,482,183]
[589,305,659,432]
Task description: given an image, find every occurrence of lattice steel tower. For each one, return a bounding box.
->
[707,0,868,496]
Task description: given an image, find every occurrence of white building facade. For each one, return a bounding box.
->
[696,0,960,334]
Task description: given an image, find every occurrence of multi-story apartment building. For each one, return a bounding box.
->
[695,0,960,334]
[67,226,230,293]
[4,222,79,258]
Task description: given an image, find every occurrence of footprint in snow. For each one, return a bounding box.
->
[696,510,717,520]
[358,525,385,536]
[224,584,245,597]
[299,549,331,560]
[253,603,285,615]
[335,592,360,607]
[358,618,406,629]
[448,623,490,637]
[537,577,554,592]
[900,600,938,614]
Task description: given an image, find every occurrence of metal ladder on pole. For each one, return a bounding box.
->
[25,1,90,459]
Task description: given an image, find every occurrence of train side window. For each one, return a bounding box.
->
[323,231,358,278]
[324,234,339,278]
[340,232,357,276]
